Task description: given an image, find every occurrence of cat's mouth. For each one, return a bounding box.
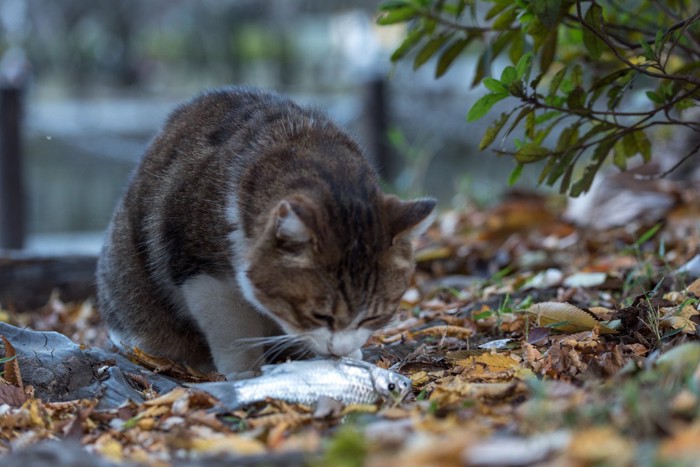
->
[304,328,373,359]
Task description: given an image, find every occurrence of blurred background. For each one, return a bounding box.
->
[0,0,531,257]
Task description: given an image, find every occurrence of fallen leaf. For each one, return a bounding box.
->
[687,278,700,297]
[411,325,475,340]
[528,302,617,334]
[1,335,23,388]
[0,383,26,407]
[189,434,266,455]
[660,304,699,334]
[657,423,700,463]
[568,427,634,465]
[93,434,124,462]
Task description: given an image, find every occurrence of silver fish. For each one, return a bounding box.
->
[191,358,411,410]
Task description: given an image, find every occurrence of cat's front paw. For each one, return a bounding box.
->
[348,349,363,360]
[226,370,256,381]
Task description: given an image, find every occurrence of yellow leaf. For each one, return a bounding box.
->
[94,434,124,462]
[474,353,519,372]
[190,434,266,456]
[569,427,634,465]
[410,370,430,386]
[527,302,617,334]
[456,353,520,374]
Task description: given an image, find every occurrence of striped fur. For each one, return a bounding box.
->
[96,87,435,376]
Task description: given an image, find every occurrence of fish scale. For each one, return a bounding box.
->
[192,358,411,410]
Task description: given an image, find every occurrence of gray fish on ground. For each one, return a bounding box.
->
[191,358,412,410]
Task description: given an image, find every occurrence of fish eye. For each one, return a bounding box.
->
[388,382,396,391]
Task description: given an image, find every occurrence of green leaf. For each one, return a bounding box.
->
[508,162,524,185]
[486,1,511,21]
[548,66,568,95]
[646,90,664,104]
[525,108,536,139]
[538,155,557,185]
[555,125,579,152]
[613,141,627,170]
[654,30,664,53]
[582,4,605,60]
[621,132,638,157]
[377,6,418,25]
[479,111,511,150]
[492,6,518,30]
[571,64,583,87]
[633,130,652,162]
[635,222,663,246]
[535,110,560,125]
[516,53,533,80]
[559,157,575,194]
[640,40,655,61]
[504,106,534,139]
[515,142,551,163]
[508,32,525,65]
[500,66,518,86]
[484,77,509,93]
[468,93,509,122]
[378,0,412,11]
[413,35,451,70]
[435,37,471,78]
[539,29,558,74]
[526,17,549,48]
[570,139,614,196]
[532,0,563,28]
[390,28,425,62]
[566,86,586,110]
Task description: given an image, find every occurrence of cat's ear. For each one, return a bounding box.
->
[274,198,315,244]
[383,195,437,242]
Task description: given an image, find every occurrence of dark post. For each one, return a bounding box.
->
[364,76,400,183]
[0,66,26,249]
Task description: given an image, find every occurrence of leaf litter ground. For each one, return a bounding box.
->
[2,186,700,466]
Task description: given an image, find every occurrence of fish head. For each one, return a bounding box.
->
[371,367,412,403]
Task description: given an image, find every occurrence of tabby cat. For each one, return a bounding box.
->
[96,87,435,378]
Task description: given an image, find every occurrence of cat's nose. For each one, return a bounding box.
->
[328,333,357,356]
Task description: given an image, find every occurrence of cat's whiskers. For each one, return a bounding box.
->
[231,334,312,368]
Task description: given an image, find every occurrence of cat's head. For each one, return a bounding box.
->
[241,193,435,358]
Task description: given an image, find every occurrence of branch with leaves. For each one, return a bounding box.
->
[378,0,700,195]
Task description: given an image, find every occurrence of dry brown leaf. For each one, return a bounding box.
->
[0,383,26,407]
[527,302,617,334]
[411,325,475,340]
[657,423,700,462]
[567,427,634,465]
[660,304,699,334]
[189,434,266,455]
[687,278,700,297]
[1,335,23,389]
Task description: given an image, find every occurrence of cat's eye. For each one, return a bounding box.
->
[312,313,335,327]
[358,315,382,327]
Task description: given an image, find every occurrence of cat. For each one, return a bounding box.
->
[96,87,436,379]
